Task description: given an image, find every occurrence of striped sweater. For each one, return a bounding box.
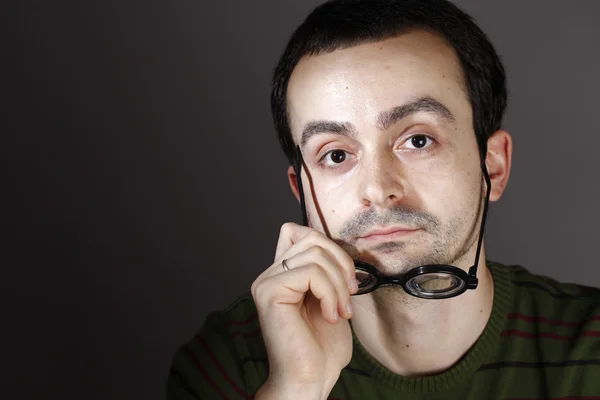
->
[166,261,600,399]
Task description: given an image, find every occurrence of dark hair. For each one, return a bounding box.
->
[271,0,507,165]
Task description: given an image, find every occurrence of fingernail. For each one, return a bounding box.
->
[346,303,353,315]
[333,311,339,321]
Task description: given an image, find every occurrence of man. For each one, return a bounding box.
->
[167,0,600,398]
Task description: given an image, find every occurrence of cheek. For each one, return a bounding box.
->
[411,163,479,217]
[319,190,355,228]
[303,178,349,224]
[432,142,481,191]
[307,169,354,209]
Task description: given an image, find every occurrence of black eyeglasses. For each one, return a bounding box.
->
[292,145,491,299]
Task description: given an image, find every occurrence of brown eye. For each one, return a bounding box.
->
[404,134,434,150]
[411,135,428,148]
[329,150,346,163]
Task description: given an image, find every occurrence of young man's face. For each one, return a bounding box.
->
[286,29,490,276]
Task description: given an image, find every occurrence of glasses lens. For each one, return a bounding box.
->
[355,269,378,294]
[404,272,465,298]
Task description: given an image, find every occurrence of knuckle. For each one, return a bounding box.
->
[250,279,268,304]
[306,230,323,241]
[279,222,295,236]
[342,251,355,266]
[250,279,258,297]
[341,255,355,275]
[308,245,328,260]
[306,263,327,282]
[307,263,321,275]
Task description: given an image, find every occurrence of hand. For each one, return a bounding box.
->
[251,222,359,399]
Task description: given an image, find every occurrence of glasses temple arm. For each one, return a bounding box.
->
[469,161,492,279]
[293,145,309,227]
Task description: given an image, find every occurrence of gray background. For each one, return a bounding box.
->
[5,0,599,399]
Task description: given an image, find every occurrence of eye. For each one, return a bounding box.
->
[403,134,435,150]
[319,149,348,169]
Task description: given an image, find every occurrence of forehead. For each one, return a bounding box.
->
[286,29,469,141]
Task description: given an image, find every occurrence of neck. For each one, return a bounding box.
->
[349,251,494,377]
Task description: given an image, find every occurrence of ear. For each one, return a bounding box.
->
[287,165,301,202]
[485,130,513,202]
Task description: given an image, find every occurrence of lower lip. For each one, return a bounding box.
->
[359,229,418,242]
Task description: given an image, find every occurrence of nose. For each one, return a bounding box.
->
[358,150,406,208]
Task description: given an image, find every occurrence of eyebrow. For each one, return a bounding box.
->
[300,96,456,149]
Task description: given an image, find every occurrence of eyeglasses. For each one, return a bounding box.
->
[292,145,491,299]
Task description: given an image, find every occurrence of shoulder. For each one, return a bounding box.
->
[495,262,600,376]
[480,262,600,395]
[166,292,268,399]
[489,261,600,336]
[494,261,600,328]
[503,263,600,313]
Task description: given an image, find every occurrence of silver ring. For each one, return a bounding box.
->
[281,259,290,272]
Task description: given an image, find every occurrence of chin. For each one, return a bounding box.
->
[366,242,456,273]
[360,253,424,276]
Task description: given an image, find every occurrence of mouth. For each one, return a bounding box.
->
[358,228,420,242]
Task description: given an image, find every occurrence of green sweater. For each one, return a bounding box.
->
[166,262,600,399]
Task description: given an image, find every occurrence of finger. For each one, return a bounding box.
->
[264,246,353,318]
[254,263,341,325]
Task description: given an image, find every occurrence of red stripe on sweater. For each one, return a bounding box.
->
[197,337,253,399]
[508,313,600,327]
[184,347,230,400]
[501,329,600,341]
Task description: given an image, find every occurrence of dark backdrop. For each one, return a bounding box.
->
[6,0,600,399]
